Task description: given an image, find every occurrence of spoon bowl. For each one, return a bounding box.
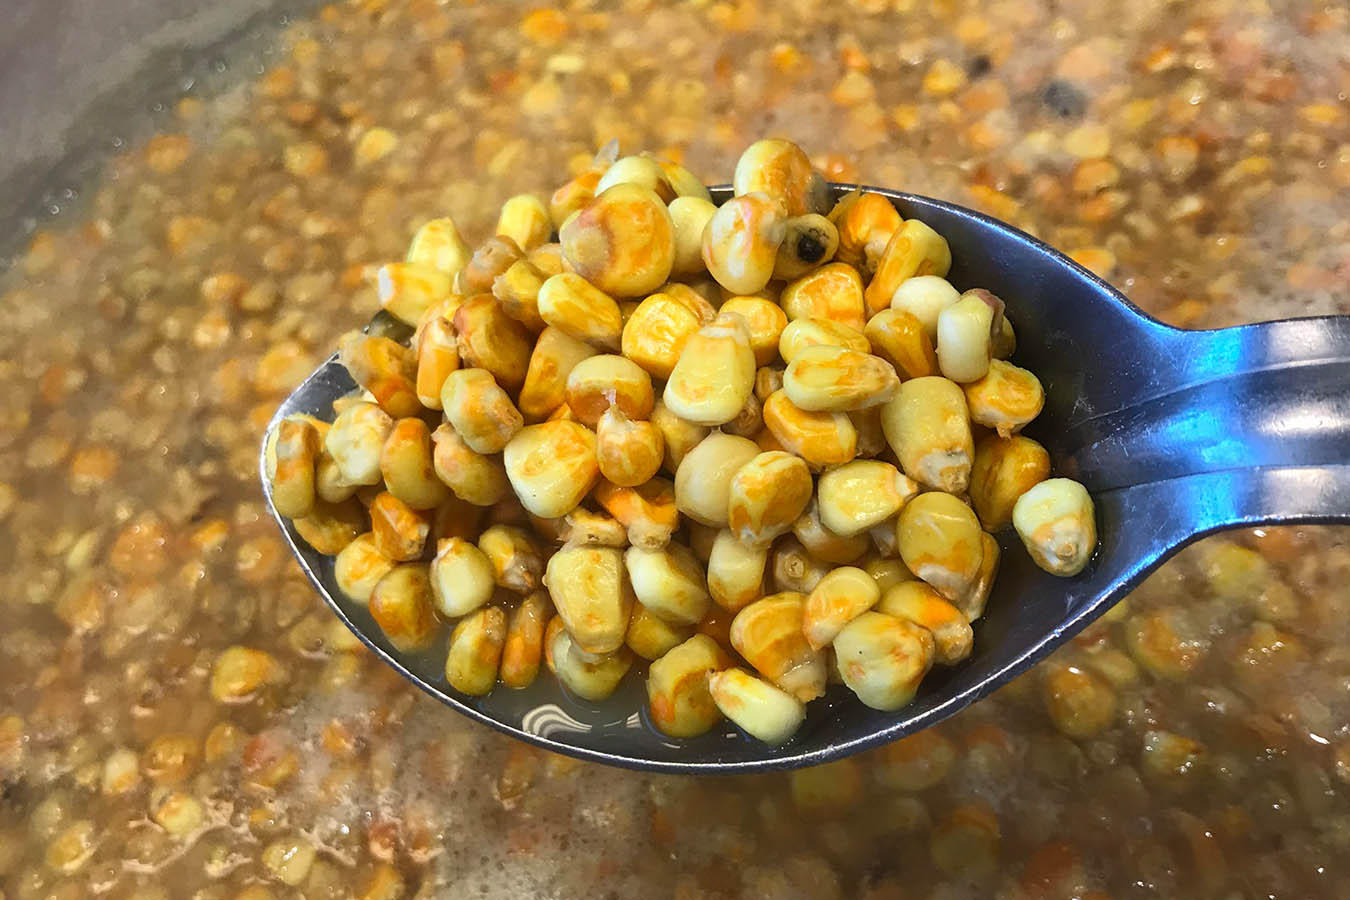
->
[263,183,1350,773]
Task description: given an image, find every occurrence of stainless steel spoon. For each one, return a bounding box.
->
[262,183,1350,773]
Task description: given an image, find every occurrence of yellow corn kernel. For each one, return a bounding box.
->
[491,258,548,332]
[753,427,787,456]
[733,138,828,216]
[527,242,565,278]
[550,169,602,230]
[865,556,916,594]
[379,418,449,511]
[552,507,625,547]
[830,191,902,281]
[963,360,1045,437]
[430,424,510,506]
[560,183,675,297]
[804,566,882,650]
[478,524,544,594]
[339,334,421,419]
[369,491,430,561]
[430,496,484,547]
[518,326,597,421]
[565,354,655,428]
[970,435,1050,531]
[376,262,451,326]
[851,406,888,459]
[1042,662,1117,739]
[502,421,599,519]
[783,345,900,412]
[755,366,784,402]
[816,459,921,537]
[729,592,826,702]
[596,407,664,487]
[897,492,985,601]
[414,316,461,410]
[326,402,395,486]
[545,546,635,654]
[722,392,764,438]
[407,216,471,279]
[719,297,789,367]
[441,368,524,454]
[428,536,495,617]
[621,293,702,381]
[878,581,973,665]
[956,531,1000,622]
[495,194,551,252]
[594,477,680,550]
[865,308,939,380]
[549,627,634,701]
[936,289,1005,384]
[834,611,935,710]
[624,541,710,625]
[770,536,830,593]
[889,275,961,343]
[293,498,365,555]
[773,214,839,282]
[708,667,806,745]
[668,196,718,276]
[456,235,524,296]
[662,311,757,426]
[793,500,871,565]
[626,601,693,661]
[702,193,785,295]
[674,432,761,527]
[537,272,624,350]
[761,390,857,470]
[641,402,707,479]
[881,376,974,493]
[647,634,732,738]
[316,450,357,504]
[452,295,534,391]
[727,450,814,547]
[501,591,552,689]
[271,418,319,519]
[661,281,719,323]
[595,155,677,201]
[778,317,871,363]
[708,529,769,611]
[334,533,396,604]
[1013,478,1096,576]
[865,219,953,315]
[780,262,866,333]
[446,606,507,695]
[368,563,439,652]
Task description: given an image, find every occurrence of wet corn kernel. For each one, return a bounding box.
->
[762,390,857,470]
[816,459,920,537]
[406,216,471,278]
[647,634,732,738]
[663,311,757,426]
[730,592,827,702]
[897,492,985,601]
[878,581,973,665]
[491,258,548,332]
[881,376,973,493]
[594,477,680,550]
[958,531,1001,622]
[544,545,635,655]
[936,289,1005,384]
[707,529,770,611]
[770,536,831,594]
[834,611,935,710]
[1042,662,1117,738]
[626,601,694,661]
[560,183,675,297]
[621,291,704,379]
[376,262,451,326]
[518,326,597,421]
[556,507,627,547]
[368,491,429,561]
[624,542,711,626]
[334,533,397,604]
[803,567,882,650]
[477,524,545,594]
[368,563,439,652]
[271,417,320,519]
[457,236,524,295]
[339,334,421,418]
[380,418,449,510]
[778,317,871,363]
[429,536,495,617]
[501,591,553,689]
[865,220,953,315]
[414,316,461,410]
[702,193,785,295]
[782,345,899,412]
[326,402,395,486]
[550,168,603,230]
[565,354,654,428]
[873,729,956,791]
[963,360,1043,437]
[773,214,839,281]
[780,262,866,333]
[708,668,806,744]
[502,421,599,519]
[674,432,760,528]
[537,272,625,351]
[210,645,282,703]
[727,450,814,547]
[930,803,1000,878]
[430,423,511,507]
[445,606,507,695]
[668,196,718,276]
[452,295,534,391]
[549,627,634,701]
[595,155,677,201]
[865,308,939,381]
[495,194,551,252]
[830,190,902,280]
[719,296,789,367]
[1013,478,1096,576]
[596,407,665,487]
[865,556,916,594]
[733,139,828,217]
[441,368,524,454]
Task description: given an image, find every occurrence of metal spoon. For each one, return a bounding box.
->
[262,183,1350,773]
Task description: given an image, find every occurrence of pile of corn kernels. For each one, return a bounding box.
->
[267,137,1096,743]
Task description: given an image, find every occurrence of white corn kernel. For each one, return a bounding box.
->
[376,262,452,326]
[627,601,694,660]
[549,627,634,701]
[595,155,677,201]
[441,369,524,454]
[962,360,1045,437]
[773,214,839,281]
[777,317,870,364]
[492,258,548,332]
[674,433,760,527]
[1013,478,1096,576]
[733,139,827,216]
[334,533,396,605]
[565,354,655,428]
[430,424,511,507]
[662,312,757,426]
[702,193,785,295]
[495,194,551,252]
[880,376,973,493]
[780,262,866,333]
[502,421,599,519]
[557,507,629,548]
[560,183,675,297]
[936,289,1005,384]
[430,537,496,617]
[762,390,857,470]
[782,345,900,412]
[368,563,440,653]
[816,460,921,537]
[478,524,544,594]
[316,450,358,504]
[326,402,394,486]
[729,592,826,702]
[878,582,973,665]
[707,529,769,612]
[864,556,915,594]
[654,155,712,202]
[624,542,711,626]
[833,611,935,710]
[518,326,597,421]
[650,400,709,474]
[668,196,718,276]
[293,498,364,555]
[793,500,871,565]
[647,634,732,738]
[889,275,961,343]
[803,566,882,650]
[897,492,985,601]
[544,546,635,655]
[727,451,814,547]
[407,216,471,278]
[445,606,507,695]
[708,668,806,745]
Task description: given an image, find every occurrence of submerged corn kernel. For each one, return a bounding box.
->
[669,196,718,276]
[816,459,921,537]
[730,592,826,702]
[803,566,882,650]
[663,311,757,426]
[878,581,974,665]
[431,424,511,507]
[865,308,939,380]
[380,418,449,510]
[445,606,507,695]
[970,435,1051,531]
[624,542,711,625]
[441,369,524,454]
[957,531,1000,622]
[326,402,395,486]
[407,216,471,279]
[890,275,961,344]
[963,360,1044,437]
[271,418,319,518]
[376,262,452,326]
[452,295,534,391]
[865,219,953,315]
[549,627,634,701]
[596,407,664,487]
[720,297,789,367]
[783,345,900,412]
[478,524,545,593]
[762,390,857,470]
[621,291,703,379]
[626,601,694,660]
[708,529,769,611]
[518,326,597,420]
[368,563,439,652]
[565,354,655,427]
[702,193,785,295]
[502,421,599,519]
[834,611,935,710]
[369,492,430,561]
[647,634,732,738]
[501,591,553,689]
[492,258,548,332]
[674,432,760,527]
[830,190,902,281]
[495,194,551,252]
[778,317,871,363]
[771,537,831,594]
[774,214,840,281]
[727,450,814,547]
[1013,478,1096,576]
[429,536,496,617]
[881,376,974,493]
[560,183,675,297]
[708,668,806,744]
[733,138,827,216]
[537,272,624,350]
[334,533,397,604]
[897,492,985,601]
[544,545,635,654]
[780,262,866,332]
[414,316,461,410]
[339,334,421,418]
[594,477,680,550]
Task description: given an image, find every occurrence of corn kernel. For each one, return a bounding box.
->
[369,491,430,561]
[849,405,887,459]
[719,297,789,367]
[596,407,664,487]
[829,191,901,280]
[803,566,882,649]
[501,591,553,689]
[762,390,857,470]
[380,418,450,510]
[937,289,1005,384]
[702,193,785,295]
[881,376,973,493]
[865,556,916,594]
[496,194,551,252]
[878,581,973,665]
[339,334,421,418]
[774,214,840,281]
[970,434,1051,531]
[545,546,635,654]
[668,196,718,276]
[293,498,365,554]
[446,606,507,695]
[429,536,496,617]
[733,139,828,216]
[958,531,1000,622]
[780,262,866,332]
[627,602,694,661]
[442,368,524,454]
[271,418,319,519]
[565,354,655,427]
[549,626,634,701]
[708,668,806,744]
[334,533,397,604]
[816,459,920,537]
[866,220,953,315]
[621,291,705,379]
[793,500,871,564]
[647,634,732,738]
[453,295,534,391]
[727,450,814,547]
[560,183,675,297]
[963,359,1044,437]
[770,537,831,594]
[519,326,597,420]
[478,524,545,593]
[414,316,461,410]
[376,262,451,326]
[368,563,439,652]
[708,529,769,611]
[624,542,711,625]
[457,235,524,295]
[431,424,512,507]
[865,308,939,380]
[492,258,548,331]
[889,276,960,344]
[407,217,471,279]
[663,312,757,426]
[502,421,599,518]
[897,492,985,601]
[783,345,899,412]
[674,432,760,527]
[755,366,785,402]
[1012,478,1096,576]
[594,477,681,550]
[730,592,826,702]
[595,155,677,201]
[537,272,625,350]
[778,317,870,363]
[557,507,628,548]
[834,611,935,710]
[326,402,395,486]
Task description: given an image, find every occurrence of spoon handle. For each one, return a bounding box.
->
[1055,314,1350,531]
